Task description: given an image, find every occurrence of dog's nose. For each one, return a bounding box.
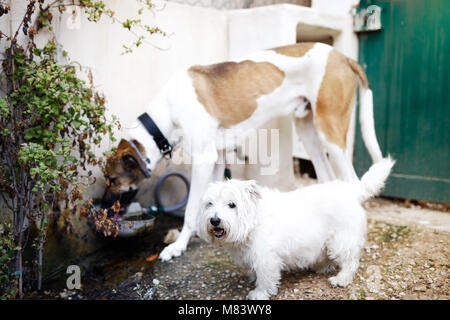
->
[210,216,221,226]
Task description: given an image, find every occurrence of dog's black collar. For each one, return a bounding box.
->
[138,112,173,159]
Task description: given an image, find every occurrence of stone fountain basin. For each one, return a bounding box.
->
[117,211,155,238]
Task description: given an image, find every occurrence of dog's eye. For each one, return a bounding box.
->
[107,176,117,185]
[206,201,213,208]
[228,202,236,209]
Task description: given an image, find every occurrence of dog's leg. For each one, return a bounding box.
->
[159,155,217,261]
[212,149,226,182]
[294,115,336,183]
[212,163,225,182]
[247,256,282,300]
[228,248,256,282]
[327,209,366,287]
[325,142,358,181]
[328,254,360,288]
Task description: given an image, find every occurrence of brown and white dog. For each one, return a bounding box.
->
[101,42,383,261]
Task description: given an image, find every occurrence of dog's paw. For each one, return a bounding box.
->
[159,242,186,262]
[246,289,270,300]
[328,274,353,288]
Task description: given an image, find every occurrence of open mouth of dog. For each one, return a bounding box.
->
[212,227,225,238]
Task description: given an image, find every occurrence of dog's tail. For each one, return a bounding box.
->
[347,58,383,163]
[357,156,395,202]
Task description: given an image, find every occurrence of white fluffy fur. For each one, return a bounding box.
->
[198,157,395,300]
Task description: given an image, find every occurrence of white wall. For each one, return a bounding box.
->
[53,0,229,129]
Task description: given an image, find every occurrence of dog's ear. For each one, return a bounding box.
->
[122,154,139,172]
[244,180,261,203]
[116,139,149,176]
[118,138,130,148]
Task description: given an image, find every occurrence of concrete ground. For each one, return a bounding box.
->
[43,195,449,301]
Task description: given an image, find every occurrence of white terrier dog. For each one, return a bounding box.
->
[198,157,395,300]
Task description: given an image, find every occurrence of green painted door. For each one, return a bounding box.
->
[354,0,450,203]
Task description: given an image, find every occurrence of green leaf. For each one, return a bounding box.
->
[0,98,9,115]
[24,131,35,141]
[72,120,82,130]
[33,48,42,57]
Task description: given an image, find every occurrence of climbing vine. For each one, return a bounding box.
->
[0,0,165,298]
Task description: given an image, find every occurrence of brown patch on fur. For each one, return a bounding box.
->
[104,139,148,193]
[272,42,315,58]
[188,61,285,127]
[315,50,359,149]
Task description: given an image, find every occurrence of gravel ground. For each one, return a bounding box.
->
[37,197,449,300]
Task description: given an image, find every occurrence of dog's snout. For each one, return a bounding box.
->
[210,216,221,226]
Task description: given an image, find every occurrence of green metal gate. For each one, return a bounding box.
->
[354,0,450,203]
